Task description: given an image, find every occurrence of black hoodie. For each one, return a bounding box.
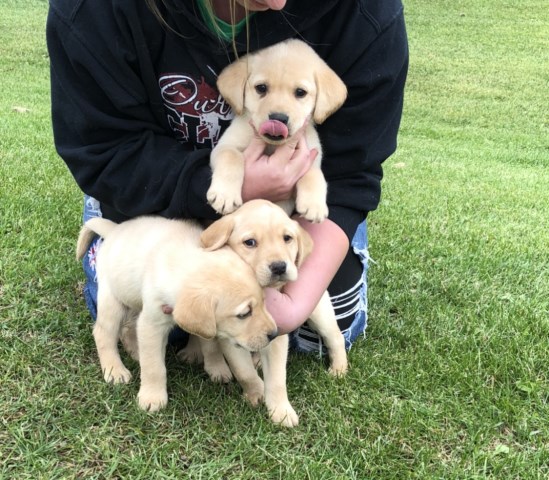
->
[47,0,408,240]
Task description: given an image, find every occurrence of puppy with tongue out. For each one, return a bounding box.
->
[207,39,347,223]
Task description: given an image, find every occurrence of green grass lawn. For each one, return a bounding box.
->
[1,0,548,478]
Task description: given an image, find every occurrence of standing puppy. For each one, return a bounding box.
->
[200,200,348,428]
[76,216,277,412]
[207,39,347,222]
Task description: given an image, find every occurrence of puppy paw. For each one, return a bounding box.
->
[205,362,233,384]
[295,200,328,223]
[268,402,299,427]
[103,364,132,384]
[243,385,265,407]
[328,359,348,377]
[176,345,204,365]
[207,186,242,215]
[137,388,168,412]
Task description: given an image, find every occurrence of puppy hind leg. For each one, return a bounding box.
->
[307,292,348,376]
[93,288,132,384]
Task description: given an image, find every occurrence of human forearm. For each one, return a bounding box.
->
[265,218,349,334]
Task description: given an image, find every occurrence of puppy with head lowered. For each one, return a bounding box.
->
[76,216,277,412]
[207,39,347,222]
[198,200,348,427]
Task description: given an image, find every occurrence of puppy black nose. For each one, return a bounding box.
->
[268,113,289,125]
[267,329,279,342]
[269,261,287,276]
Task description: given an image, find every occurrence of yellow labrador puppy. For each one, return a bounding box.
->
[76,216,277,412]
[200,200,348,427]
[207,39,347,222]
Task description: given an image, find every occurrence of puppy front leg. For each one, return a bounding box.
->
[294,167,328,223]
[199,337,233,383]
[307,292,348,376]
[136,311,171,412]
[207,146,245,215]
[93,287,132,384]
[220,340,264,406]
[261,334,299,427]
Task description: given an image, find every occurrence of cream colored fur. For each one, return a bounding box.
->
[76,216,277,412]
[207,39,347,222]
[192,200,349,427]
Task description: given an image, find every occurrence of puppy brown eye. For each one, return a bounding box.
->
[283,235,293,243]
[237,308,252,320]
[243,238,257,248]
[295,88,307,98]
[255,84,268,95]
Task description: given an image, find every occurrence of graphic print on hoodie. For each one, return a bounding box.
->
[159,72,233,149]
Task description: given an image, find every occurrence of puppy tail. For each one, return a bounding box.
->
[75,218,118,260]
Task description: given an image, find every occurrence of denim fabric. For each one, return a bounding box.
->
[81,196,102,322]
[289,220,369,354]
[346,220,369,348]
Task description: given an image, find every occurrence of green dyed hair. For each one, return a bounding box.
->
[144,0,249,56]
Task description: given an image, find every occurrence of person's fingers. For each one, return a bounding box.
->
[243,135,267,163]
[281,145,316,184]
[294,147,318,178]
[270,131,310,168]
[284,121,310,150]
[309,148,319,165]
[296,134,311,152]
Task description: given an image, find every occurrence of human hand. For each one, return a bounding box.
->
[241,126,318,203]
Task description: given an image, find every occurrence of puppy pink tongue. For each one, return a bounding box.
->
[258,120,288,139]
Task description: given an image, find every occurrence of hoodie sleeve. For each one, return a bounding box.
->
[46,4,217,222]
[318,6,409,239]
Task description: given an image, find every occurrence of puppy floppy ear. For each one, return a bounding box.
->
[295,225,315,268]
[172,287,217,339]
[201,215,235,251]
[313,64,347,124]
[217,57,250,114]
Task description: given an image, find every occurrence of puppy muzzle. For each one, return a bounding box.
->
[258,114,289,142]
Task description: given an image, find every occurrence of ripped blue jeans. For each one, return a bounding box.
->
[81,195,369,352]
[289,220,369,354]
